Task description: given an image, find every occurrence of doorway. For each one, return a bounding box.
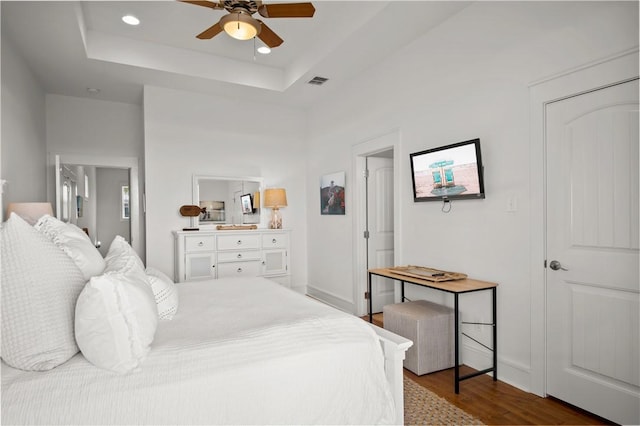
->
[94,167,131,256]
[529,49,639,424]
[352,130,401,316]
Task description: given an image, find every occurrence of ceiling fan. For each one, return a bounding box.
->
[180,0,315,48]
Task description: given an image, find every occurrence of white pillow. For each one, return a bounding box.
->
[75,270,158,374]
[146,267,179,320]
[1,213,86,371]
[34,215,105,281]
[105,235,145,271]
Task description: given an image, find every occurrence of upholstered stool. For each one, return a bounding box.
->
[383,300,454,375]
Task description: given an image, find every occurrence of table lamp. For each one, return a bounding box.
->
[252,191,260,213]
[263,188,287,229]
[6,202,53,225]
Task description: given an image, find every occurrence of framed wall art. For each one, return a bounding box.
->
[320,171,345,215]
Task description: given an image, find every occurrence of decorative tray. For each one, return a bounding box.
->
[387,265,467,282]
[216,225,258,230]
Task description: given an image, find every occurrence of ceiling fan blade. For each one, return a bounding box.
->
[179,1,224,10]
[196,21,224,39]
[257,21,283,47]
[258,3,315,18]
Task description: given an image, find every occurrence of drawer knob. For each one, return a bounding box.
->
[198,241,204,247]
[272,238,277,244]
[236,267,242,273]
[237,253,242,259]
[237,240,242,245]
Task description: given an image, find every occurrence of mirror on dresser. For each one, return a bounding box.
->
[192,175,263,228]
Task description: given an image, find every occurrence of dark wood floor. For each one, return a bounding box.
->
[366,313,615,425]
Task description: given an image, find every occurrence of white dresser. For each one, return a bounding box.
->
[173,229,290,287]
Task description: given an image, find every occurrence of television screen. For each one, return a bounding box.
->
[410,138,485,202]
[240,193,253,214]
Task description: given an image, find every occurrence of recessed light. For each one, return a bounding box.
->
[122,15,140,26]
[86,87,100,94]
[257,46,271,55]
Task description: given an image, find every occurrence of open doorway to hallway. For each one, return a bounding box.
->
[352,130,402,317]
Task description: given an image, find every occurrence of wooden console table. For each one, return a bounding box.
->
[367,267,498,393]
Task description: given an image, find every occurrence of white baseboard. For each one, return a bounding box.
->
[462,342,532,393]
[290,284,307,295]
[306,285,355,314]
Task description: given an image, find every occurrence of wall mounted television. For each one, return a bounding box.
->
[410,138,485,202]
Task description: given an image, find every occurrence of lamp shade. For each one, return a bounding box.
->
[220,12,260,40]
[253,191,260,209]
[263,188,287,208]
[6,202,53,225]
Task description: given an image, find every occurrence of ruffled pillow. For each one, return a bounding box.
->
[75,236,157,374]
[146,267,179,320]
[105,235,146,275]
[34,215,105,280]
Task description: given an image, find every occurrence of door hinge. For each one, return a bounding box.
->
[363,230,370,239]
[363,169,369,179]
[364,291,370,300]
[544,259,547,268]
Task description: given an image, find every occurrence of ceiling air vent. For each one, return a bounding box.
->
[308,76,329,86]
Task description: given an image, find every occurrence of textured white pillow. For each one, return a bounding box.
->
[1,213,86,371]
[34,215,105,281]
[146,267,179,320]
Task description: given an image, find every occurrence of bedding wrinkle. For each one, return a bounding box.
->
[2,277,395,425]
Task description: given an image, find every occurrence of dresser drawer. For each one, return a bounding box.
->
[217,250,261,262]
[217,234,260,251]
[217,260,261,277]
[262,233,289,249]
[184,235,215,252]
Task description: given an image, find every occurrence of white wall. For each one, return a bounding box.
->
[305,1,638,392]
[45,94,145,258]
[1,35,47,213]
[143,86,308,288]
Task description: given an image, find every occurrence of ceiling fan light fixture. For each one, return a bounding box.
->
[220,12,260,41]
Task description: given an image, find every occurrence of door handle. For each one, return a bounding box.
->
[549,260,568,271]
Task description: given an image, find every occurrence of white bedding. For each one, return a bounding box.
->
[1,277,395,425]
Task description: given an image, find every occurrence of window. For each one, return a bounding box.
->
[121,185,130,220]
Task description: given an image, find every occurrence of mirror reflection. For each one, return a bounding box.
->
[57,161,131,256]
[193,175,262,227]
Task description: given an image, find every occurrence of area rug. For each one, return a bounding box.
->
[404,376,484,425]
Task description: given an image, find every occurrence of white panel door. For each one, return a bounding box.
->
[546,79,639,425]
[368,156,395,313]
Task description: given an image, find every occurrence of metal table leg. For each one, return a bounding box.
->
[454,293,460,394]
[493,286,497,381]
[368,272,373,323]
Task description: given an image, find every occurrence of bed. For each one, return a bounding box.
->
[1,211,411,425]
